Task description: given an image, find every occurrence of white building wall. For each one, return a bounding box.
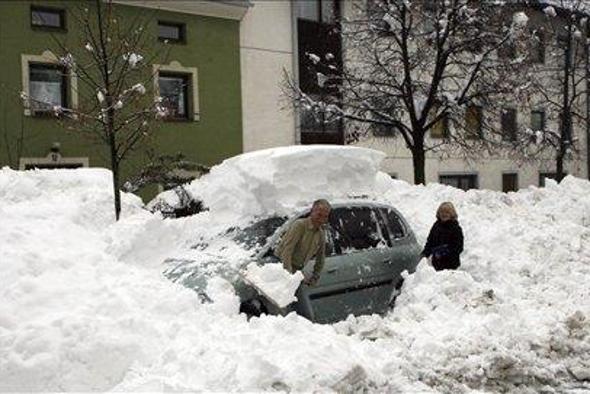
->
[239,1,589,190]
[240,1,296,152]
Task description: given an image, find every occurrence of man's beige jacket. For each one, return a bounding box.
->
[275,217,326,276]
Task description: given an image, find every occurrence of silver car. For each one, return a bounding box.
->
[164,201,421,324]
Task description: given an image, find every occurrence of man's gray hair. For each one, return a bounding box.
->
[312,199,331,210]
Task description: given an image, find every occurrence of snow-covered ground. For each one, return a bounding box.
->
[1,146,589,392]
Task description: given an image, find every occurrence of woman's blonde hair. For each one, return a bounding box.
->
[436,202,458,221]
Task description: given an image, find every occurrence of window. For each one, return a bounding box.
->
[235,216,288,250]
[154,61,199,121]
[296,0,339,24]
[379,208,406,240]
[329,207,389,254]
[31,6,65,30]
[502,173,518,192]
[501,108,517,142]
[531,110,545,131]
[539,172,566,186]
[29,63,67,113]
[158,21,185,43]
[300,93,342,135]
[159,73,189,120]
[21,51,78,116]
[371,123,398,137]
[530,29,545,64]
[439,174,478,191]
[465,105,483,139]
[430,113,449,139]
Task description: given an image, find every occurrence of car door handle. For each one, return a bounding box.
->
[381,260,392,265]
[327,268,339,273]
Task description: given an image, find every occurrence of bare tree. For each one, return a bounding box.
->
[21,0,170,220]
[286,0,533,184]
[520,1,589,182]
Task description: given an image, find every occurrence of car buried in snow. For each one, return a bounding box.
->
[163,201,421,324]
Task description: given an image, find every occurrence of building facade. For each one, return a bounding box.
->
[241,0,589,191]
[0,0,248,196]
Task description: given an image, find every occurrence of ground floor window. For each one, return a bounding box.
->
[502,173,518,192]
[439,174,478,191]
[539,172,566,187]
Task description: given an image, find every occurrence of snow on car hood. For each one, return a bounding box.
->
[186,145,386,220]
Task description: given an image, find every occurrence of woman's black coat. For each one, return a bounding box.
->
[422,219,464,271]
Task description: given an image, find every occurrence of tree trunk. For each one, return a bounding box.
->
[556,146,567,183]
[109,130,121,221]
[411,143,426,185]
[107,107,121,221]
[558,26,572,183]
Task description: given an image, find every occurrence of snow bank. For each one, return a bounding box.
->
[186,145,385,219]
[1,149,590,392]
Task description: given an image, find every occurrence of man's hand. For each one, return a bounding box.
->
[303,273,320,286]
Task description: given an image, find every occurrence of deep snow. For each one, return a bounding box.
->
[0,145,589,392]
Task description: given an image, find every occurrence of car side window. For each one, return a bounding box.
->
[379,208,406,240]
[329,207,389,254]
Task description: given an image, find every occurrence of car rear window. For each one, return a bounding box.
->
[329,207,389,254]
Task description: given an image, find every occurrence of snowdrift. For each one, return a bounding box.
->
[0,148,589,392]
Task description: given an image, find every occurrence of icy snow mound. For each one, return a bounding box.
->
[186,145,386,219]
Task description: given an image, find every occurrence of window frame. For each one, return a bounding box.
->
[30,5,66,31]
[502,172,518,192]
[21,51,78,117]
[328,206,390,255]
[154,61,199,122]
[465,105,483,139]
[439,173,479,191]
[157,21,186,44]
[530,29,545,64]
[377,208,407,243]
[501,107,517,142]
[28,63,68,116]
[430,113,450,139]
[158,72,191,121]
[530,109,545,132]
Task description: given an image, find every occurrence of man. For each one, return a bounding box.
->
[275,199,331,285]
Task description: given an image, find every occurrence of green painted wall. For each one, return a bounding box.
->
[0,0,243,199]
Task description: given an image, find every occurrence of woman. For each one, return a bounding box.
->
[421,202,464,271]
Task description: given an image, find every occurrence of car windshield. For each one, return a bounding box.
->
[233,216,288,250]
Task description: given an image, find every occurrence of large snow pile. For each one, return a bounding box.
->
[1,146,589,392]
[186,145,385,219]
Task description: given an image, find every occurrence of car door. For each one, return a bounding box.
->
[297,206,397,323]
[377,207,421,286]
